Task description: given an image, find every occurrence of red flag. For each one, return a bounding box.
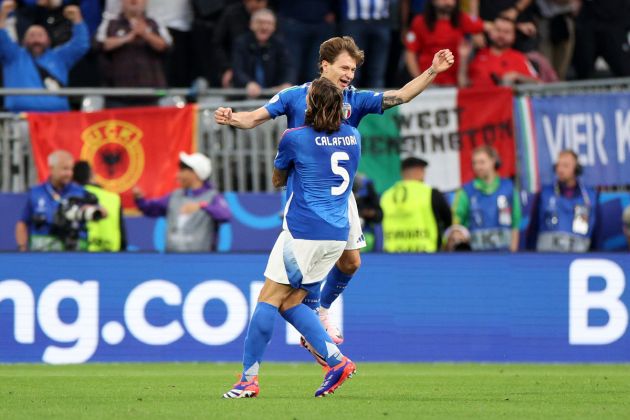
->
[27,105,197,208]
[457,87,516,184]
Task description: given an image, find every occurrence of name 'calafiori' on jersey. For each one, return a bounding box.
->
[315,136,359,146]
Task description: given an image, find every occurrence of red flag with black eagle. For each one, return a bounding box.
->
[27,105,197,209]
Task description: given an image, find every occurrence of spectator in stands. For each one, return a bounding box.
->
[97,0,171,95]
[151,0,195,88]
[213,0,268,88]
[529,150,598,252]
[381,157,452,253]
[401,0,428,40]
[352,173,383,252]
[190,0,237,87]
[133,152,231,252]
[0,1,88,112]
[467,16,539,87]
[535,0,579,81]
[73,161,127,252]
[573,0,630,79]
[478,0,537,51]
[274,0,335,84]
[442,224,472,251]
[232,9,292,98]
[15,0,73,46]
[623,206,630,251]
[15,150,107,252]
[405,0,487,87]
[452,146,521,252]
[339,0,390,88]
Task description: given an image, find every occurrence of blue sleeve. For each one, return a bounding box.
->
[52,23,90,68]
[264,88,292,119]
[0,29,20,63]
[274,132,295,170]
[352,126,362,148]
[20,193,33,223]
[355,90,384,116]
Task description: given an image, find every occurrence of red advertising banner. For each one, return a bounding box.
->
[27,105,197,208]
[457,87,516,184]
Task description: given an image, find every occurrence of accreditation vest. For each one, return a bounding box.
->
[380,180,438,253]
[85,185,122,252]
[536,183,597,252]
[462,178,514,251]
[166,189,217,252]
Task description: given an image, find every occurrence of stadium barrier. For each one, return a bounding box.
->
[1,190,628,252]
[1,78,629,195]
[1,253,628,364]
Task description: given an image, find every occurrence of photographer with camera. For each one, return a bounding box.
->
[15,150,107,251]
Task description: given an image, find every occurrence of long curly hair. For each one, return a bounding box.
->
[304,78,343,134]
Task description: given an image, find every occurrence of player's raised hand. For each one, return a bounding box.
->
[214,107,233,125]
[431,49,455,74]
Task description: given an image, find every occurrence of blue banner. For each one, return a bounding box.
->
[1,254,629,364]
[3,192,629,252]
[531,93,630,187]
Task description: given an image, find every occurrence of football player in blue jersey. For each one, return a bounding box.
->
[215,36,454,344]
[223,78,360,399]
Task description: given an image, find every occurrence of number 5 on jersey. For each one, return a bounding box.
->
[330,152,350,196]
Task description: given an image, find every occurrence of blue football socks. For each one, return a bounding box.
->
[320,265,353,309]
[281,304,343,368]
[303,288,320,310]
[242,302,277,381]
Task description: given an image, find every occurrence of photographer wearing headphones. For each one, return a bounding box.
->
[529,149,598,252]
[452,146,521,252]
[15,150,107,251]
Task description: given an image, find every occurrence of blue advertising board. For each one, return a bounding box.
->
[530,93,630,187]
[2,192,629,252]
[1,254,628,364]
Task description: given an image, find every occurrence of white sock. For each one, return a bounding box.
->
[318,307,328,318]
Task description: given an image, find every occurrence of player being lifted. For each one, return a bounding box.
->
[223,78,361,398]
[215,37,454,343]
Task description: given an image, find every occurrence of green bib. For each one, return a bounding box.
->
[380,180,438,253]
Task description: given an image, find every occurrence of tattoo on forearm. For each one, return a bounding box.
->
[382,96,404,110]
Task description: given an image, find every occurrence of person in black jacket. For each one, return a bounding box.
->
[213,0,269,88]
[232,8,293,98]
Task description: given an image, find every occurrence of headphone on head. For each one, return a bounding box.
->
[474,145,501,170]
[553,149,583,177]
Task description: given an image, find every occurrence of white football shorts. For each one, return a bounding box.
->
[264,230,346,287]
[346,193,366,250]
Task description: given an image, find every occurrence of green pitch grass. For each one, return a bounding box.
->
[1,363,629,419]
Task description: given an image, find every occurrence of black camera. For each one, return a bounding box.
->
[50,194,103,250]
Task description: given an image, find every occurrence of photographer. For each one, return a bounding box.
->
[15,150,107,251]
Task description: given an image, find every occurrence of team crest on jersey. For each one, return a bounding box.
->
[80,120,145,193]
[342,103,352,120]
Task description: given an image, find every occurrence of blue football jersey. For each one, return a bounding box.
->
[265,83,383,128]
[274,123,362,241]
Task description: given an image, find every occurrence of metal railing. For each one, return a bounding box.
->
[0,98,287,193]
[1,77,630,193]
[197,105,286,193]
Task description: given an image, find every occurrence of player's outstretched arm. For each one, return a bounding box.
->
[382,49,455,110]
[214,106,272,129]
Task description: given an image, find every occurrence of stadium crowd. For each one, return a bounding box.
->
[0,0,629,111]
[2,0,630,253]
